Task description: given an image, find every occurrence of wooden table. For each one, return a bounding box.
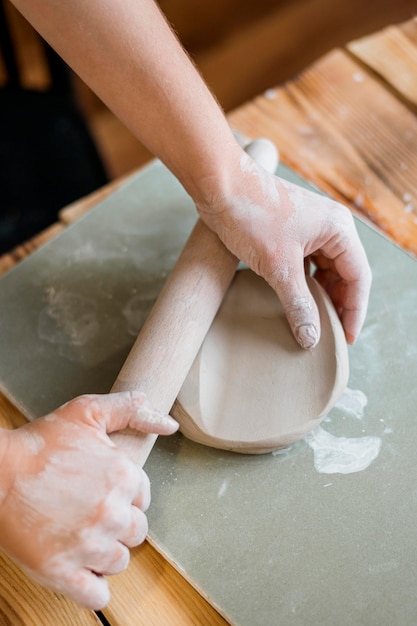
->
[1,16,416,625]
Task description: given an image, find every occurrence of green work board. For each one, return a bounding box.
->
[0,160,416,625]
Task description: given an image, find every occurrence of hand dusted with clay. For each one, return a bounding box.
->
[197,151,371,348]
[0,391,178,609]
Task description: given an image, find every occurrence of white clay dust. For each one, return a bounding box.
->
[305,427,381,474]
[305,387,382,474]
[333,387,368,419]
[38,288,98,346]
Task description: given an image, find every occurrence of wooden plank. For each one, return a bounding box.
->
[195,0,417,110]
[230,48,417,255]
[0,223,65,277]
[58,175,130,225]
[400,14,417,42]
[348,19,417,106]
[0,394,28,429]
[104,541,228,626]
[0,551,101,626]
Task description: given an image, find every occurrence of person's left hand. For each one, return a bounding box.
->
[0,391,178,608]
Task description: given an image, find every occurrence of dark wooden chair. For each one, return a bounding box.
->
[0,1,108,253]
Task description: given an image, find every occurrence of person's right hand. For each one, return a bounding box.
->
[0,391,178,609]
[196,146,372,348]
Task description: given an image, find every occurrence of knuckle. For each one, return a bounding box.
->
[337,203,354,222]
[258,247,289,285]
[132,510,149,545]
[64,393,102,424]
[84,535,108,558]
[330,201,353,224]
[73,393,99,409]
[326,205,355,240]
[101,501,128,535]
[114,454,136,483]
[140,468,151,492]
[285,296,314,327]
[136,470,151,510]
[287,295,313,314]
[112,546,130,573]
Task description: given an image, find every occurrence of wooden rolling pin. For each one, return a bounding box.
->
[110,139,279,466]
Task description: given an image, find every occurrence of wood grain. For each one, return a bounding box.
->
[4,0,414,178]
[348,18,417,107]
[104,540,228,626]
[195,0,417,111]
[0,548,101,626]
[0,223,65,277]
[230,44,417,255]
[0,394,28,429]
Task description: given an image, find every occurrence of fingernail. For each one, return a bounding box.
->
[296,324,318,349]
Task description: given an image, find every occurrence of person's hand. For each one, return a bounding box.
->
[197,148,371,348]
[0,391,178,609]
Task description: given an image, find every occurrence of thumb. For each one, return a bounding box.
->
[271,265,321,350]
[66,392,179,436]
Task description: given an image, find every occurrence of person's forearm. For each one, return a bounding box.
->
[12,0,241,202]
[11,0,372,346]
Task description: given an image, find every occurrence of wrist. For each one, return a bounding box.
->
[182,137,245,210]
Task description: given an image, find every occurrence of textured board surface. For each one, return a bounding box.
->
[1,161,417,625]
[146,215,417,625]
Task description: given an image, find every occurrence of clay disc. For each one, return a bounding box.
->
[172,269,349,454]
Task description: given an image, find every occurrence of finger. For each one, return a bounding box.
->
[111,456,150,509]
[336,254,371,343]
[320,219,371,343]
[88,543,130,577]
[131,468,151,512]
[62,568,111,610]
[123,392,180,435]
[120,505,149,547]
[339,275,371,343]
[270,256,321,349]
[311,267,337,297]
[71,391,179,435]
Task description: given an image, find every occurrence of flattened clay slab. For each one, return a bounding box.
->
[173,270,349,453]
